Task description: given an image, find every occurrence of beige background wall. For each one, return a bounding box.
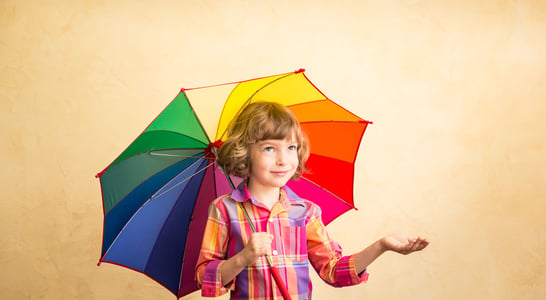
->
[1,1,545,299]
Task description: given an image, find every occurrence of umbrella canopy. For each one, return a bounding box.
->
[96,69,371,298]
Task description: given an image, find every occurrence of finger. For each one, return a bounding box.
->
[417,239,430,251]
[402,238,416,250]
[255,232,274,242]
[400,238,419,254]
[257,245,271,256]
[411,237,422,251]
[409,238,428,252]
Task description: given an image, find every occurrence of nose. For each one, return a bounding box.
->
[276,149,287,165]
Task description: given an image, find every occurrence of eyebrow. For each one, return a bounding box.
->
[257,139,297,145]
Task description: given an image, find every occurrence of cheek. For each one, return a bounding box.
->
[290,153,300,165]
[250,155,268,171]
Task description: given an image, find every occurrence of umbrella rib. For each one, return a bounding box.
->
[149,150,204,159]
[97,130,208,177]
[100,195,156,262]
[189,163,217,221]
[144,129,210,151]
[150,159,215,201]
[179,90,214,144]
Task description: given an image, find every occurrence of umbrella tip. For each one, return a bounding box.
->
[295,68,305,73]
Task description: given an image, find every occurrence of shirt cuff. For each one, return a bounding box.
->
[200,260,234,297]
[335,255,369,287]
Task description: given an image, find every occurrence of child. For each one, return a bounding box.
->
[195,101,429,299]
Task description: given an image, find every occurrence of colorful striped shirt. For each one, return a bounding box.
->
[195,183,368,299]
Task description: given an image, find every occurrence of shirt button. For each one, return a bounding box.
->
[272,250,278,255]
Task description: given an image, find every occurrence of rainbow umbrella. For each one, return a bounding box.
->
[96,69,371,298]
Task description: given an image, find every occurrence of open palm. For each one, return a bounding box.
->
[381,234,429,255]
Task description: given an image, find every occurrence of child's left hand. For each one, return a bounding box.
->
[380,234,429,255]
[354,234,430,273]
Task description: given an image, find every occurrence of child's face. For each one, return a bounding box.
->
[248,137,299,191]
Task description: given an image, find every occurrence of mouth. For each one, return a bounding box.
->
[272,171,290,176]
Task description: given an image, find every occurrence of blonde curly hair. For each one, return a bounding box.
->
[216,101,309,180]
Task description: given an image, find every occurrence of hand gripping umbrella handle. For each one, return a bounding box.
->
[241,204,292,300]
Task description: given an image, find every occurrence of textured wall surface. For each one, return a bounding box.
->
[1,1,545,299]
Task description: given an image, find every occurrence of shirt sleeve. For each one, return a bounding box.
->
[305,204,369,287]
[195,198,235,297]
[333,255,370,287]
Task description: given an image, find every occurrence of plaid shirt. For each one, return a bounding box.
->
[195,183,368,299]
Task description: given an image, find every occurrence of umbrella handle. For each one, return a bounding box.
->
[241,203,292,300]
[269,260,292,300]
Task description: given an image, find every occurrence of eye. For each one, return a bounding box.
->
[288,145,298,151]
[264,146,274,152]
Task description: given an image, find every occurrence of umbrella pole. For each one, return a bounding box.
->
[240,204,292,300]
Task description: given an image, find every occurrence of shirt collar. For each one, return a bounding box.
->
[231,182,305,208]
